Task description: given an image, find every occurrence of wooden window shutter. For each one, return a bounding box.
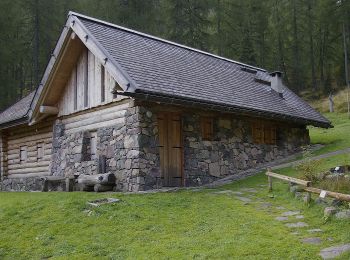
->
[264,125,277,145]
[201,117,213,141]
[252,121,263,144]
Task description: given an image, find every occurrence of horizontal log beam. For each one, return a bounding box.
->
[266,169,311,187]
[304,187,350,202]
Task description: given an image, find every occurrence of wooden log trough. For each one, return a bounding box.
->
[77,173,116,192]
[265,168,350,203]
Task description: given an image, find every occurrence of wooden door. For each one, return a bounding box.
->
[157,113,183,187]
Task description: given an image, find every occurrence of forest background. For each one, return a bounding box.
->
[0,0,349,110]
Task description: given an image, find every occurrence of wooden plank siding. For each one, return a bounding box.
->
[5,121,54,177]
[58,47,127,117]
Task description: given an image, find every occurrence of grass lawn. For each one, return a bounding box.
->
[0,113,350,259]
[309,112,350,155]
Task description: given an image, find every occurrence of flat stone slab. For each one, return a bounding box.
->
[285,222,309,228]
[211,190,235,195]
[276,206,286,210]
[295,215,304,219]
[301,237,322,245]
[276,216,289,221]
[319,244,350,259]
[212,190,244,195]
[235,196,252,203]
[240,188,258,193]
[87,198,120,207]
[260,202,272,208]
[308,229,323,233]
[282,211,301,217]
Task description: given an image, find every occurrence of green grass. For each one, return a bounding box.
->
[1,178,350,259]
[309,112,350,155]
[0,112,350,259]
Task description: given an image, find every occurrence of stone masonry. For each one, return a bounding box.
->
[1,103,309,192]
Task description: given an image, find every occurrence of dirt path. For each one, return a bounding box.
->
[271,147,350,170]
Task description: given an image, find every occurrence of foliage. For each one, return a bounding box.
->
[1,0,350,110]
[318,175,350,194]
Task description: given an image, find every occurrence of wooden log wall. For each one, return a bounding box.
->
[58,47,127,117]
[0,132,8,178]
[62,100,130,134]
[5,120,54,177]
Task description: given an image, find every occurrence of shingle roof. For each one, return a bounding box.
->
[0,91,35,128]
[77,15,331,128]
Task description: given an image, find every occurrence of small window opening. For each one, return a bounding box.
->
[37,143,44,161]
[90,131,97,160]
[20,146,28,163]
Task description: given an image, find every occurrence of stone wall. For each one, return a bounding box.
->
[181,115,309,186]
[49,104,160,192]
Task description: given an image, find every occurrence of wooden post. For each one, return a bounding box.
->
[267,168,273,192]
[65,177,74,192]
[42,179,49,192]
[304,192,312,204]
[268,176,273,192]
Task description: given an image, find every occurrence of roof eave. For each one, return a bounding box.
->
[0,116,29,130]
[120,90,332,129]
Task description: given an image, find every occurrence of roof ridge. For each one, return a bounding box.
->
[68,11,267,73]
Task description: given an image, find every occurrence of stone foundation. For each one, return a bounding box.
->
[0,177,44,191]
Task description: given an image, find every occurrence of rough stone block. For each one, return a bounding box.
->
[324,207,338,218]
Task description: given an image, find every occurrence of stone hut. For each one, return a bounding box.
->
[0,12,331,191]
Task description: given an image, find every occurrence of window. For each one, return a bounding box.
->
[90,131,97,160]
[20,146,28,163]
[101,65,105,102]
[201,117,213,141]
[37,143,44,161]
[84,50,89,108]
[252,120,277,145]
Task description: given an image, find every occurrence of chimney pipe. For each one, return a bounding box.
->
[270,71,284,98]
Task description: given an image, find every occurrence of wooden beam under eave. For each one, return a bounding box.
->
[40,106,59,115]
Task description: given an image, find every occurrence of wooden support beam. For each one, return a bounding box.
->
[40,106,59,115]
[304,186,350,202]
